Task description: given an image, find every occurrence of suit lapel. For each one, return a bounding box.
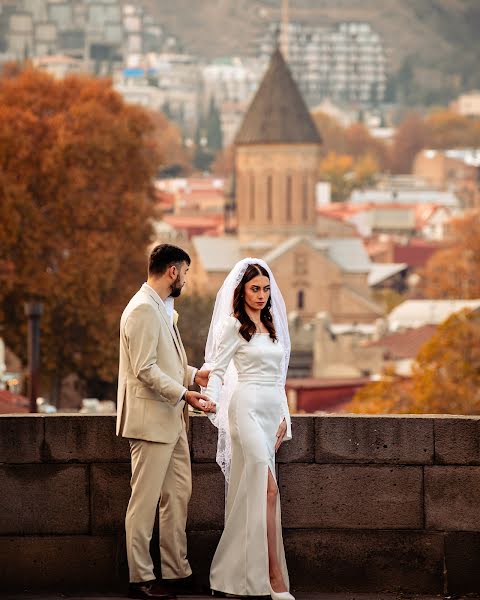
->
[173,320,188,369]
[141,285,184,360]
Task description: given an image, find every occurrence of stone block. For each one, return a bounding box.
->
[187,530,222,584]
[279,464,423,529]
[0,415,43,463]
[188,463,225,530]
[44,415,130,463]
[0,535,126,591]
[434,416,480,465]
[277,416,315,463]
[91,463,131,534]
[425,466,480,530]
[190,414,218,462]
[284,529,444,593]
[316,415,434,464]
[445,532,480,593]
[0,464,89,534]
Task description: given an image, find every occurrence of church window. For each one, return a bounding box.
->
[302,176,308,221]
[267,175,273,221]
[286,174,292,221]
[297,290,305,310]
[249,173,255,220]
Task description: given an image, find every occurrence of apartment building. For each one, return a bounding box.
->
[258,21,387,106]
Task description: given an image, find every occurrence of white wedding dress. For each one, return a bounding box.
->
[205,315,292,597]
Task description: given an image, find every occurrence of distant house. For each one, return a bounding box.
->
[366,324,437,376]
[413,149,480,209]
[350,188,460,208]
[388,299,480,331]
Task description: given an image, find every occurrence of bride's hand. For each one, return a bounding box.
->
[275,418,287,452]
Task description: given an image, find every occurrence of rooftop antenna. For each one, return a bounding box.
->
[281,0,289,60]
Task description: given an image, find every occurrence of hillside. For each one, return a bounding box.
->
[140,0,480,105]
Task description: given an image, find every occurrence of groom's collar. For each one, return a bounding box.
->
[141,283,174,320]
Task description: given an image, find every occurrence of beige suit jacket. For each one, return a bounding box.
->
[116,284,195,443]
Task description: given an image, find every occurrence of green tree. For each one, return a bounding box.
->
[206,96,223,152]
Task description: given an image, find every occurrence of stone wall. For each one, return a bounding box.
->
[2,414,480,593]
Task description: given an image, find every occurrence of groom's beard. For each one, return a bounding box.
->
[169,275,184,298]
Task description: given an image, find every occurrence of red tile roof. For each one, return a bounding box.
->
[393,240,446,268]
[367,324,437,360]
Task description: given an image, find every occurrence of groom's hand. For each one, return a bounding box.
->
[185,390,216,413]
[194,369,210,387]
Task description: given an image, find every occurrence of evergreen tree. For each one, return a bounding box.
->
[206,96,223,151]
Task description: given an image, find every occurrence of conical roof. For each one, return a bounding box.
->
[235,48,322,145]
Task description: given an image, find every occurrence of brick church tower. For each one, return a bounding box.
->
[234,48,322,244]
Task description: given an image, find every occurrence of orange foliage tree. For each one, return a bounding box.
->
[419,210,480,300]
[318,152,354,202]
[425,109,480,149]
[0,66,163,402]
[148,109,193,176]
[344,122,389,170]
[389,112,428,174]
[347,309,480,415]
[211,143,235,177]
[311,110,347,156]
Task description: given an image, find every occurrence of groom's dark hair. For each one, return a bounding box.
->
[148,244,191,276]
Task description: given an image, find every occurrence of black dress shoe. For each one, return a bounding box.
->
[128,580,176,599]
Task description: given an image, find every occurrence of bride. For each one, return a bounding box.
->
[202,258,294,600]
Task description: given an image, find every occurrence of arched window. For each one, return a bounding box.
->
[249,173,255,220]
[267,175,273,221]
[297,290,305,310]
[302,175,308,222]
[286,174,292,222]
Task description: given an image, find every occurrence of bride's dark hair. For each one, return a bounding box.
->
[233,263,277,343]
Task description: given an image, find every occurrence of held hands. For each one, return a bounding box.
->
[184,390,216,414]
[194,369,210,387]
[275,418,287,452]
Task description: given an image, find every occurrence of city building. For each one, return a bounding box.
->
[413,149,480,209]
[451,90,480,118]
[258,21,388,107]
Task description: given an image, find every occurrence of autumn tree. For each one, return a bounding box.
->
[346,369,414,414]
[311,110,346,156]
[425,109,480,149]
[319,152,382,201]
[0,66,163,404]
[409,310,480,414]
[389,112,428,174]
[419,210,480,299]
[347,309,480,415]
[353,154,380,189]
[149,110,193,177]
[344,123,389,170]
[318,152,354,202]
[211,143,235,177]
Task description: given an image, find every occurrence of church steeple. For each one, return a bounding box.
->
[235,48,321,146]
[235,49,322,243]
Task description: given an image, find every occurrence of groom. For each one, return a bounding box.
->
[116,243,215,599]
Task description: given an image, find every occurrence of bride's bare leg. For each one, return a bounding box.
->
[267,468,287,593]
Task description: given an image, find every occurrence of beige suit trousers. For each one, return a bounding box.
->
[126,427,192,583]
